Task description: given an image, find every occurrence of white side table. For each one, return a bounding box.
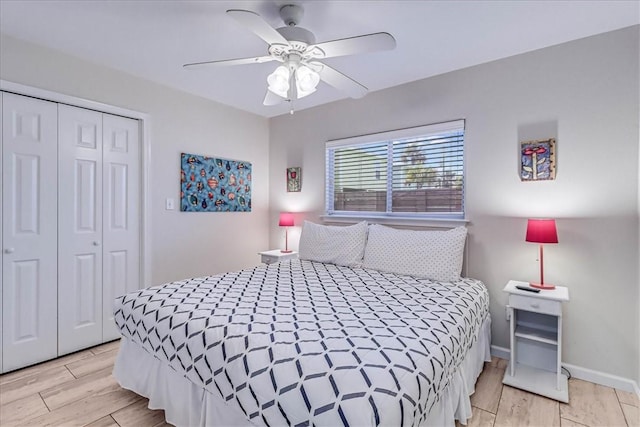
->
[502,280,570,402]
[259,250,298,265]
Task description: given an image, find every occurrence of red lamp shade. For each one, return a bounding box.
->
[525,218,558,290]
[279,212,294,227]
[525,219,558,244]
[279,212,294,253]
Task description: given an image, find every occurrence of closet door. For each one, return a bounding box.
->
[58,105,103,355]
[1,93,58,372]
[102,114,140,341]
[1,93,3,373]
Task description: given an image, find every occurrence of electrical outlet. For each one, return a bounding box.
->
[165,198,175,210]
[505,306,511,321]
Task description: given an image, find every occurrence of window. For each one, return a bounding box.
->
[325,120,465,219]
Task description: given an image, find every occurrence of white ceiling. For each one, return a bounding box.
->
[1,1,638,118]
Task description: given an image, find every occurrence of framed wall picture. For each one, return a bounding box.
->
[180,153,252,212]
[287,167,301,192]
[520,138,556,181]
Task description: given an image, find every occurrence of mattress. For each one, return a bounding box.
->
[114,259,490,426]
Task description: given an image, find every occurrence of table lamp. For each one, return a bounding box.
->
[279,212,294,253]
[525,218,558,290]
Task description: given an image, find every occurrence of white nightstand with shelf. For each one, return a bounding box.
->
[502,280,570,402]
[259,250,298,265]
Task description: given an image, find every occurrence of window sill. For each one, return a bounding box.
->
[320,214,469,228]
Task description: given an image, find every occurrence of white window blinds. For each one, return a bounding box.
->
[326,120,465,219]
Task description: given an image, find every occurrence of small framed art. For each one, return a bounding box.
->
[287,167,301,192]
[520,138,556,181]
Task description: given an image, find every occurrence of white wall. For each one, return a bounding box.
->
[269,26,640,383]
[0,34,270,285]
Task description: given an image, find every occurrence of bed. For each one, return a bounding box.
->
[113,223,491,426]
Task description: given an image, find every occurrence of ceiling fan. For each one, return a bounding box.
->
[183,4,396,108]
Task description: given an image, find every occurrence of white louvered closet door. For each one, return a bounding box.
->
[1,93,58,372]
[102,114,140,341]
[58,105,104,355]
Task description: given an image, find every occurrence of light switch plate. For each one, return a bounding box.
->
[165,198,175,210]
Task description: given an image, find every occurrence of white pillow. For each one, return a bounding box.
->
[298,221,368,267]
[363,224,467,281]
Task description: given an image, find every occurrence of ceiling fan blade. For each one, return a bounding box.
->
[227,9,289,46]
[183,56,276,69]
[316,63,368,99]
[309,32,396,59]
[263,90,284,106]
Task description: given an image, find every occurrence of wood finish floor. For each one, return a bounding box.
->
[0,340,638,426]
[461,357,639,427]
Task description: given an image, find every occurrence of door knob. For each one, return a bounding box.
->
[93,241,101,246]
[4,248,15,254]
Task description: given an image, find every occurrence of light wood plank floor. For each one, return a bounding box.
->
[1,340,638,426]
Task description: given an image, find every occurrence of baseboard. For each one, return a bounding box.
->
[491,345,510,361]
[490,345,640,397]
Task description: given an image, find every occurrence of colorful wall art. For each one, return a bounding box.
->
[520,138,556,181]
[180,153,252,212]
[287,167,301,192]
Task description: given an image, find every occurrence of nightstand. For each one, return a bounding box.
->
[259,250,298,265]
[502,280,570,402]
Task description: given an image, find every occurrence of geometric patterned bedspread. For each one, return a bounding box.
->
[114,259,490,427]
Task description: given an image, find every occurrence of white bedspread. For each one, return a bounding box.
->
[114,260,490,426]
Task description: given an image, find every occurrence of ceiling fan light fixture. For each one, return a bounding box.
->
[267,65,290,98]
[295,65,320,98]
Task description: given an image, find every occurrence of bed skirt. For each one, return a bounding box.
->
[113,315,491,427]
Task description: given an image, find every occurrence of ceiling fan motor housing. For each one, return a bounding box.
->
[276,26,316,46]
[271,26,323,60]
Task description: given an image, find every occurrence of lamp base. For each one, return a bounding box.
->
[530,282,556,290]
[280,249,292,253]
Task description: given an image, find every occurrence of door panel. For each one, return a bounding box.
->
[74,253,98,326]
[108,163,128,230]
[102,114,139,341]
[58,105,103,355]
[75,159,98,232]
[12,260,40,341]
[2,93,58,372]
[14,154,40,234]
[1,92,3,373]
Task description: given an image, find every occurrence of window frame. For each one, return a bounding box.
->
[325,119,466,224]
